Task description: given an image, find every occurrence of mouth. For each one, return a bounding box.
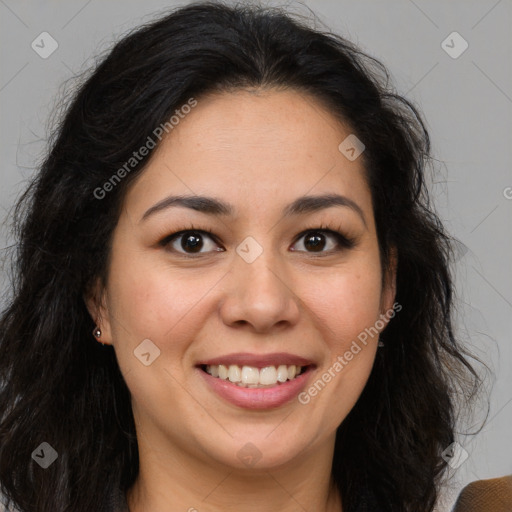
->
[195,353,316,409]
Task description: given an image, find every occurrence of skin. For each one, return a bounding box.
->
[86,88,397,512]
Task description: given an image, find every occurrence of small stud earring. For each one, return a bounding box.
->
[378,340,385,348]
[93,327,106,346]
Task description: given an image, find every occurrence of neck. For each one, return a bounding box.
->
[126,428,342,512]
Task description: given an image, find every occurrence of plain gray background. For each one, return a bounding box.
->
[0,1,511,511]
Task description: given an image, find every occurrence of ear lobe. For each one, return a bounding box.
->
[83,277,112,343]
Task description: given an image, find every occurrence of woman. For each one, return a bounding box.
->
[0,2,481,511]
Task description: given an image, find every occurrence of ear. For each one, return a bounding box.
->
[84,277,113,344]
[378,247,398,330]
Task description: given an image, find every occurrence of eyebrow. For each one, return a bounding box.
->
[141,193,367,227]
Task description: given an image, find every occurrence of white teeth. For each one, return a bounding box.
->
[276,364,288,382]
[228,365,241,383]
[241,366,259,385]
[259,366,277,385]
[204,364,305,387]
[218,364,228,380]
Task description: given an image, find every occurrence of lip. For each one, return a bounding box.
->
[198,352,314,368]
[197,365,315,410]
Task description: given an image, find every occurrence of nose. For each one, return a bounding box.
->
[219,248,301,334]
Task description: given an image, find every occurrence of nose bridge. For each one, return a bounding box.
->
[220,236,300,331]
[238,245,283,293]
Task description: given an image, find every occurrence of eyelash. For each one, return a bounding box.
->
[158,223,357,258]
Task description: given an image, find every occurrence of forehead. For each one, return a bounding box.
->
[123,88,372,223]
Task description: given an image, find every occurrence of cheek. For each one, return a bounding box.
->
[296,267,382,428]
[303,263,383,346]
[106,255,214,406]
[106,253,198,353]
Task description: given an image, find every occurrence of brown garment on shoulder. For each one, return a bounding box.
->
[452,475,512,512]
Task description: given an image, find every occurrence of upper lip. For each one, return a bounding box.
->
[198,352,315,368]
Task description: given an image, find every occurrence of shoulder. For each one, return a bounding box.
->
[452,475,512,512]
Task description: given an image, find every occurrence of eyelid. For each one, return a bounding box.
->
[159,228,223,256]
[291,227,356,252]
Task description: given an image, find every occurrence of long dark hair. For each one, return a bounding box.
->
[0,2,482,511]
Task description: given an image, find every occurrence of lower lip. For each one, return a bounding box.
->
[197,367,314,410]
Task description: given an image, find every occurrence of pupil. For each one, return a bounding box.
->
[182,232,203,253]
[305,232,325,252]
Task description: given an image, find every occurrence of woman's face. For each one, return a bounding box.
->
[89,88,396,471]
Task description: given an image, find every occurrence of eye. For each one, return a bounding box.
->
[161,229,224,255]
[159,225,356,257]
[290,229,355,254]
